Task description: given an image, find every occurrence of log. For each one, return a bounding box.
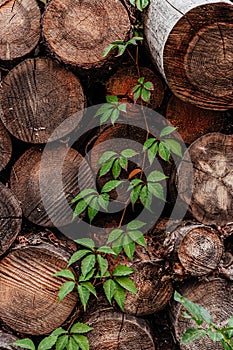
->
[0,58,85,143]
[0,331,20,349]
[0,121,12,172]
[0,240,78,335]
[106,66,165,109]
[0,0,40,61]
[166,95,224,144]
[177,133,233,226]
[43,0,130,69]
[10,145,94,227]
[165,222,223,276]
[144,0,233,110]
[173,278,233,350]
[85,308,155,349]
[0,182,22,257]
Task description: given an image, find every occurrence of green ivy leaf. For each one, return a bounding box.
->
[97,254,108,276]
[143,138,156,150]
[141,88,151,103]
[53,269,75,281]
[70,322,93,334]
[73,199,88,218]
[98,193,109,211]
[112,235,124,256]
[181,328,206,344]
[99,158,115,177]
[144,81,154,90]
[140,185,152,211]
[147,170,168,182]
[55,335,69,350]
[121,149,138,158]
[133,87,142,101]
[158,141,171,162]
[68,250,91,267]
[88,206,98,223]
[148,141,159,165]
[131,185,142,207]
[13,339,36,350]
[100,110,113,125]
[128,230,144,244]
[72,334,90,350]
[148,183,165,201]
[123,240,135,261]
[102,44,116,57]
[112,159,121,179]
[80,282,97,298]
[101,180,123,193]
[77,285,90,311]
[111,109,120,124]
[107,229,124,243]
[38,336,58,350]
[221,341,232,350]
[206,329,224,342]
[81,255,96,278]
[97,246,116,255]
[127,220,146,230]
[164,139,182,157]
[79,268,96,282]
[115,277,137,294]
[98,151,117,164]
[71,189,97,204]
[58,281,75,302]
[103,279,116,304]
[106,95,118,103]
[119,157,128,170]
[51,328,67,336]
[118,103,127,112]
[113,284,126,311]
[160,126,177,137]
[112,265,134,276]
[67,336,77,350]
[75,238,95,250]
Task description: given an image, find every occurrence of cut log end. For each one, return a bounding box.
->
[0,58,85,143]
[43,0,130,68]
[0,244,78,335]
[86,309,155,350]
[0,121,12,172]
[164,3,233,110]
[0,0,41,61]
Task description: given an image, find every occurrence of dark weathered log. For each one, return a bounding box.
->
[0,331,20,349]
[144,0,233,110]
[177,133,233,226]
[0,121,12,172]
[85,308,155,349]
[106,66,165,109]
[43,0,130,69]
[10,145,94,227]
[166,95,224,144]
[165,222,223,276]
[0,182,22,257]
[173,278,233,350]
[0,240,78,335]
[0,0,40,61]
[0,58,85,143]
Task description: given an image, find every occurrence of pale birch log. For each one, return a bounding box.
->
[144,0,233,110]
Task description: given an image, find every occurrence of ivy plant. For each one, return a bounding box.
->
[94,95,127,125]
[132,77,154,103]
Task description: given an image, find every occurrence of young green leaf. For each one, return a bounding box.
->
[102,44,116,57]
[141,88,150,103]
[123,240,135,261]
[221,341,232,350]
[140,185,152,211]
[71,189,97,204]
[112,235,124,256]
[118,103,127,112]
[206,329,224,342]
[80,282,97,297]
[158,141,171,162]
[106,95,118,103]
[101,180,123,193]
[73,199,88,218]
[98,151,117,164]
[75,238,95,250]
[119,156,128,170]
[88,206,98,224]
[97,254,108,276]
[181,328,207,344]
[38,336,58,350]
[115,277,137,294]
[112,159,121,179]
[164,139,182,157]
[79,268,96,282]
[103,279,116,305]
[77,285,90,311]
[13,339,36,350]
[100,110,113,125]
[98,193,109,211]
[110,109,120,124]
[99,158,115,177]
[133,87,142,101]
[53,270,75,281]
[97,246,116,255]
[131,185,142,207]
[127,220,146,230]
[113,284,126,311]
[81,254,96,278]
[112,265,134,276]
[160,126,177,137]
[72,334,90,350]
[121,149,138,158]
[58,281,75,302]
[70,323,93,334]
[67,336,77,350]
[147,141,159,165]
[128,230,144,244]
[144,81,154,90]
[51,328,67,336]
[148,183,165,201]
[143,138,156,150]
[55,335,69,350]
[147,170,168,182]
[107,229,124,243]
[68,250,91,267]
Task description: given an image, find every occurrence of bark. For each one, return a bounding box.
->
[0,331,20,349]
[172,278,233,350]
[0,0,40,61]
[144,0,233,110]
[166,95,224,144]
[106,66,165,109]
[0,58,85,143]
[42,0,130,69]
[0,121,12,172]
[0,182,22,257]
[85,308,155,350]
[177,133,233,226]
[10,144,94,227]
[0,239,78,335]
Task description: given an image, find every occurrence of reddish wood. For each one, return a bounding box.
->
[0,120,12,172]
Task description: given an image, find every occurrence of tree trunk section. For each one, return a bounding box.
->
[0,58,85,143]
[172,278,233,350]
[0,331,20,349]
[166,95,224,144]
[42,0,130,69]
[10,145,94,227]
[0,240,78,335]
[144,0,233,110]
[177,133,233,226]
[0,121,12,172]
[85,308,155,350]
[0,182,22,257]
[0,0,40,61]
[106,66,165,109]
